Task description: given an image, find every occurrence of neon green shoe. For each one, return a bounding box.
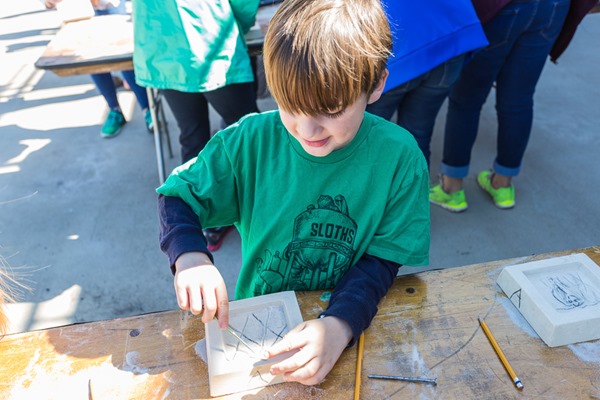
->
[429,184,468,212]
[101,109,126,138]
[477,170,515,209]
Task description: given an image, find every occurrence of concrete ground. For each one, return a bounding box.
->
[1,1,599,334]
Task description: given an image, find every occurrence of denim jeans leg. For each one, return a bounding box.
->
[441,2,526,179]
[91,73,120,110]
[121,70,149,110]
[396,55,466,167]
[494,0,569,176]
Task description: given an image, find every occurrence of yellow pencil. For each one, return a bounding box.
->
[354,332,365,400]
[478,317,524,390]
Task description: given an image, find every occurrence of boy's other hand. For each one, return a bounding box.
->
[265,316,353,386]
[174,252,229,329]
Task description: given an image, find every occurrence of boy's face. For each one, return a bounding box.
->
[280,71,388,157]
[280,95,368,157]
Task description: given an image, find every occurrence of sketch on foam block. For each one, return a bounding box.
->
[497,253,600,347]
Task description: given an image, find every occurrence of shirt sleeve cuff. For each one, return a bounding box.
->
[158,194,213,274]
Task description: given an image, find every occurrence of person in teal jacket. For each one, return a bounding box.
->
[132,0,260,250]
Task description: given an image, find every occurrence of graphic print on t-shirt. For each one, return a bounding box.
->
[253,194,357,296]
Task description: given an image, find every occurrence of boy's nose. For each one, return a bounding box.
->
[296,118,322,138]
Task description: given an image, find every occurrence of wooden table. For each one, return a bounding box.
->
[2,246,600,399]
[34,6,278,75]
[34,5,279,184]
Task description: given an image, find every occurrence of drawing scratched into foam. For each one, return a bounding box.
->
[222,304,289,361]
[543,272,600,311]
[205,291,303,396]
[509,289,522,308]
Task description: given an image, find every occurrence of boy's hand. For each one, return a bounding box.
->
[174,252,229,329]
[265,316,353,386]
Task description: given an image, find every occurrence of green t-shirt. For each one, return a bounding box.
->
[157,111,430,299]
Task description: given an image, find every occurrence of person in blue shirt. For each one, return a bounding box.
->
[367,1,488,167]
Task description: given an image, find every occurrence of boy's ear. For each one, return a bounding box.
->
[367,69,389,105]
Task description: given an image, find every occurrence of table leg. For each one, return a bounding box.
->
[157,92,173,159]
[147,87,172,184]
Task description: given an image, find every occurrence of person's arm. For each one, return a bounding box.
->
[230,0,260,34]
[320,253,400,346]
[265,254,400,385]
[158,194,229,327]
[158,194,213,274]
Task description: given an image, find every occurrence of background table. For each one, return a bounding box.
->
[2,246,599,399]
[34,5,279,184]
[35,14,172,184]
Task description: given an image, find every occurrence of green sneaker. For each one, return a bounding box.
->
[429,184,468,212]
[144,109,153,133]
[101,109,126,138]
[477,170,515,209]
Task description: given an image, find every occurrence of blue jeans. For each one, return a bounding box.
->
[367,55,465,167]
[441,0,569,179]
[91,70,149,111]
[91,2,148,112]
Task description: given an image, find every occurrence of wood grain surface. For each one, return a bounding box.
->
[34,5,281,77]
[2,246,599,399]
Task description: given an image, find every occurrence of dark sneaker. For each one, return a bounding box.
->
[204,226,234,252]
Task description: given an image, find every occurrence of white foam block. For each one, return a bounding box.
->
[496,253,600,347]
[205,291,303,397]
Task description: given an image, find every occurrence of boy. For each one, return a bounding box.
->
[157,0,430,386]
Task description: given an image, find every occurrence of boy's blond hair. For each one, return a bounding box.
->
[0,258,27,337]
[264,0,392,116]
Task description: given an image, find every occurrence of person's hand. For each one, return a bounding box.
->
[43,0,62,9]
[265,316,353,385]
[174,252,229,328]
